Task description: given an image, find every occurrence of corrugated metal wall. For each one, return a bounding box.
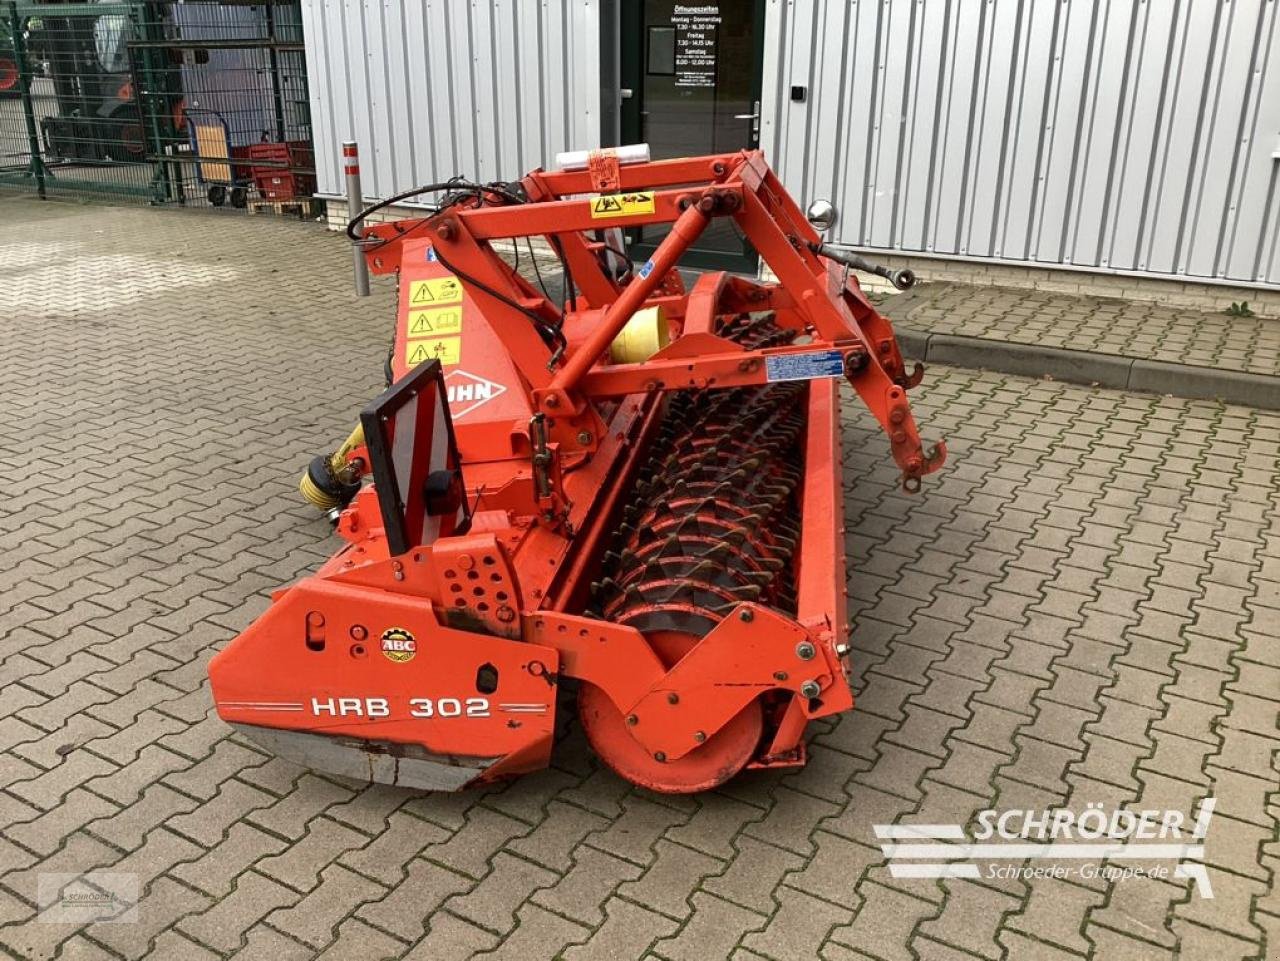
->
[301,0,1278,286]
[761,0,1280,286]
[300,0,600,205]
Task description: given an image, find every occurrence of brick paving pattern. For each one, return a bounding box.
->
[0,195,1276,960]
[886,282,1280,378]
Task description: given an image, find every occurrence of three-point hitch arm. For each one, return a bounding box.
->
[359,149,945,489]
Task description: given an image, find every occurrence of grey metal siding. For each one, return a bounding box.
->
[302,0,1277,286]
[760,0,1280,286]
[301,0,600,206]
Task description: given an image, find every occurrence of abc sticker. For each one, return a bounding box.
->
[381,627,417,663]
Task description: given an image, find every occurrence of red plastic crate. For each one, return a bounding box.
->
[254,172,301,200]
[247,141,315,200]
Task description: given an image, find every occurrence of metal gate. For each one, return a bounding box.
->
[0,0,313,208]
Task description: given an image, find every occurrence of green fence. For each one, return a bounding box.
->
[0,0,313,207]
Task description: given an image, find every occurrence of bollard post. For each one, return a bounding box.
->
[344,141,370,297]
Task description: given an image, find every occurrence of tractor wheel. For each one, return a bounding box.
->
[229,186,248,209]
[207,185,227,207]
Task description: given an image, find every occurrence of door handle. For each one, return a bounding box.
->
[735,101,761,138]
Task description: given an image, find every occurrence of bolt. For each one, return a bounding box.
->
[626,714,638,726]
[667,692,679,705]
[889,408,906,424]
[773,671,789,681]
[436,221,456,241]
[739,608,754,623]
[457,554,474,571]
[576,431,593,445]
[496,605,516,623]
[800,680,821,699]
[654,751,667,763]
[711,161,727,176]
[697,194,717,214]
[693,731,706,743]
[349,624,368,641]
[796,641,816,660]
[844,349,870,376]
[544,394,560,409]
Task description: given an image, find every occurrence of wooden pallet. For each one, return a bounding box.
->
[247,196,321,219]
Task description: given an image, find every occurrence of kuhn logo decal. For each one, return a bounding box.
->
[380,627,416,663]
[443,369,507,419]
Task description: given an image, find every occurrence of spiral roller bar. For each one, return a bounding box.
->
[593,313,805,651]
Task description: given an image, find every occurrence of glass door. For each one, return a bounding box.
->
[620,0,766,272]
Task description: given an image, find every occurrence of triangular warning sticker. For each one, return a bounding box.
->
[408,343,432,364]
[412,286,435,303]
[409,314,433,334]
[593,196,623,214]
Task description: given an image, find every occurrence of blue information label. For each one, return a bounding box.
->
[637,258,656,279]
[425,246,438,262]
[765,350,846,382]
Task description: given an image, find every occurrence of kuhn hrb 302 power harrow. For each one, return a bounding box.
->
[210,149,945,792]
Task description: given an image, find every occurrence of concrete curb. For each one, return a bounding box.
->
[897,327,1280,411]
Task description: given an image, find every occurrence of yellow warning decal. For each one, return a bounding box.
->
[407,275,463,306]
[406,306,463,338]
[590,191,656,219]
[405,336,461,368]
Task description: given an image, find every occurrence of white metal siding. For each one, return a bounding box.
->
[760,0,1280,286]
[301,0,600,205]
[302,0,1278,286]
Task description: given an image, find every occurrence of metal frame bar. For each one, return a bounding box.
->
[361,149,944,487]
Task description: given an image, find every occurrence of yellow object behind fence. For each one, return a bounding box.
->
[193,122,232,185]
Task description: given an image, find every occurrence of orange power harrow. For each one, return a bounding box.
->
[210,150,945,793]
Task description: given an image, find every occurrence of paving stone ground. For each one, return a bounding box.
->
[0,194,1277,961]
[883,282,1280,378]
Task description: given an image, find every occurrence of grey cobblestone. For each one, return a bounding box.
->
[1,196,1275,960]
[888,282,1280,377]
